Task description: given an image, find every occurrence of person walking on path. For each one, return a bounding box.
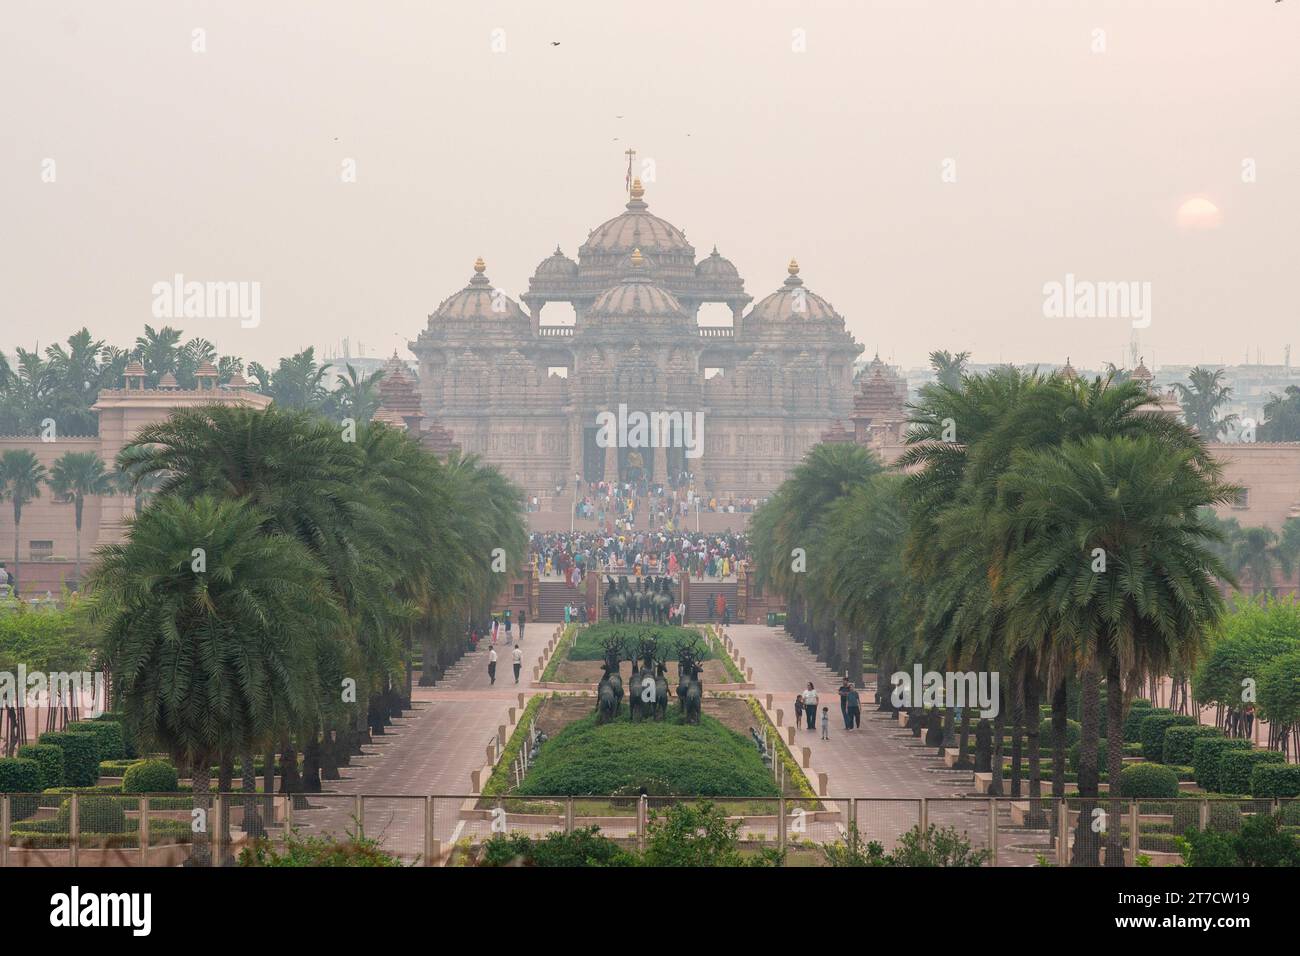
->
[846,685,862,730]
[820,707,830,740]
[518,609,526,642]
[488,646,498,685]
[804,682,818,730]
[504,608,512,639]
[794,693,805,732]
[512,645,523,685]
[838,678,852,730]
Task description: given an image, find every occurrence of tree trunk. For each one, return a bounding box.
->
[301,731,322,793]
[848,630,863,689]
[189,755,212,867]
[1072,660,1102,866]
[1051,678,1067,845]
[1105,659,1127,867]
[320,726,340,780]
[989,680,1006,797]
[1025,672,1045,827]
[956,708,972,768]
[241,746,264,839]
[261,747,275,821]
[1010,661,1024,798]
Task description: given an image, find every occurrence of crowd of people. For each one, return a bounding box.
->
[529,529,749,581]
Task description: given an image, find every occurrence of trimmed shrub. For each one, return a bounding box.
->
[67,720,125,761]
[122,759,179,794]
[1162,725,1222,766]
[1140,713,1197,761]
[37,731,101,787]
[15,744,64,789]
[92,711,137,758]
[1124,704,1165,743]
[0,757,42,793]
[1116,762,1181,799]
[1248,762,1300,798]
[1193,737,1253,791]
[54,795,128,834]
[1217,750,1285,795]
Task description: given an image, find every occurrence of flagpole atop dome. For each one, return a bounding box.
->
[624,147,636,196]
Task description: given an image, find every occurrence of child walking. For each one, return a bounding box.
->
[820,707,829,740]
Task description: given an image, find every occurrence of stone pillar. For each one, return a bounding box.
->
[653,443,667,486]
[604,437,618,484]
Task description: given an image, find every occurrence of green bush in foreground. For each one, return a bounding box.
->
[1193,736,1253,791]
[1180,812,1300,867]
[1171,801,1243,836]
[1217,750,1285,795]
[15,744,64,790]
[822,822,989,867]
[122,759,179,794]
[239,828,404,867]
[1250,763,1300,798]
[1162,725,1222,765]
[515,712,779,798]
[37,731,101,787]
[55,795,128,834]
[1116,763,1181,799]
[479,827,635,867]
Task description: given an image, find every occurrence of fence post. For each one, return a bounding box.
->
[284,793,294,835]
[356,795,364,839]
[1127,803,1138,867]
[138,795,150,866]
[424,796,436,867]
[987,797,998,866]
[213,794,225,858]
[778,796,787,853]
[69,793,79,868]
[919,797,928,834]
[565,797,574,834]
[636,796,647,852]
[1199,798,1209,831]
[849,797,858,835]
[1056,799,1069,867]
[0,794,9,869]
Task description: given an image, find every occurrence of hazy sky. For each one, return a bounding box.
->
[3,0,1297,372]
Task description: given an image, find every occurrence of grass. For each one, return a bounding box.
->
[513,709,779,799]
[569,623,714,662]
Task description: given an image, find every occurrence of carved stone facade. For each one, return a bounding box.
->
[409,180,866,496]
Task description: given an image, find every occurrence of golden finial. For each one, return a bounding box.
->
[473,257,486,274]
[630,248,644,268]
[787,258,800,276]
[630,178,645,200]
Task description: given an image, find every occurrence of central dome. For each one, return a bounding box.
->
[579,180,694,261]
[587,250,687,321]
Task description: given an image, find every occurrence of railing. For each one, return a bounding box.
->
[536,326,575,337]
[698,327,734,338]
[3,792,1291,867]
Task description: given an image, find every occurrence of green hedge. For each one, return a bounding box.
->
[1116,763,1181,798]
[568,623,713,662]
[1193,737,1254,791]
[38,731,101,787]
[1124,704,1165,743]
[1217,750,1285,795]
[55,794,128,834]
[67,720,125,761]
[1040,718,1080,747]
[92,711,137,758]
[0,757,42,793]
[1171,801,1243,836]
[1139,713,1197,762]
[1162,725,1222,765]
[15,744,64,789]
[1249,762,1300,798]
[122,759,179,794]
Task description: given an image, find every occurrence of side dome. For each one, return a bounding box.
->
[696,247,739,279]
[579,180,695,261]
[533,245,579,279]
[429,258,528,324]
[747,259,840,324]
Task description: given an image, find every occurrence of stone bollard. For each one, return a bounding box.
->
[533,666,540,680]
[818,773,828,796]
[498,724,507,745]
[508,706,517,724]
[518,693,525,709]
[776,708,784,727]
[739,657,746,670]
[486,743,496,764]
[471,769,482,793]
[765,693,773,710]
[802,746,811,769]
[746,667,753,682]
[786,727,796,746]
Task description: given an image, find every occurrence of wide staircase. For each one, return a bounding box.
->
[537,579,585,622]
[686,581,738,623]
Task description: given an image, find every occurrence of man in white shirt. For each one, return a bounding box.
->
[488,647,498,686]
[512,645,523,685]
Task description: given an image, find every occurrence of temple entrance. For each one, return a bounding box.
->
[582,426,606,482]
[618,446,651,484]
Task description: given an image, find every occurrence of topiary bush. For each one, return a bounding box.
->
[1124,704,1165,743]
[1217,750,1285,795]
[54,795,128,834]
[1140,713,1197,761]
[1116,762,1181,798]
[15,744,64,790]
[1193,736,1254,791]
[37,731,101,787]
[1041,718,1080,747]
[1162,725,1222,765]
[92,711,137,758]
[1250,763,1300,798]
[66,720,125,761]
[0,757,42,793]
[122,759,179,794]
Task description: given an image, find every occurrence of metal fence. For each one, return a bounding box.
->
[0,793,1294,867]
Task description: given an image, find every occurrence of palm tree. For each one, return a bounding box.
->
[336,364,385,424]
[1000,435,1235,865]
[90,494,341,864]
[0,450,47,596]
[48,451,115,583]
[928,350,971,390]
[1230,525,1283,598]
[132,325,182,386]
[1172,366,1236,440]
[1259,386,1300,442]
